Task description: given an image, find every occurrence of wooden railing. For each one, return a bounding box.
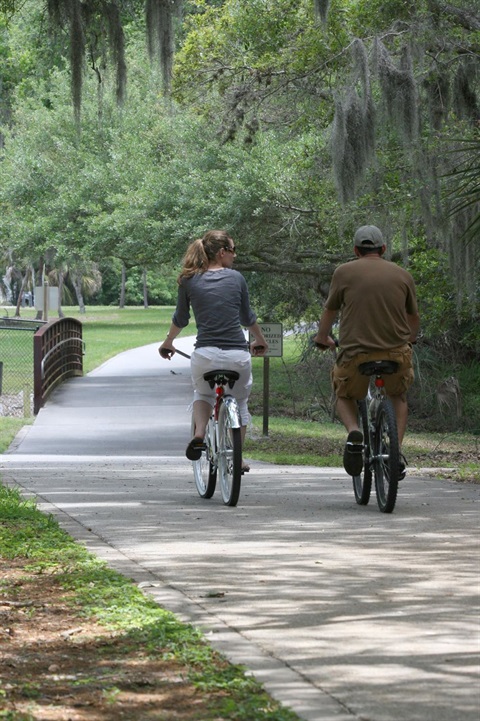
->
[33,317,84,414]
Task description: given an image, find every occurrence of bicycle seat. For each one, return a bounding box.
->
[203,369,240,389]
[358,360,399,376]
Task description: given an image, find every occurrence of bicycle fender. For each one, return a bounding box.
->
[222,395,242,429]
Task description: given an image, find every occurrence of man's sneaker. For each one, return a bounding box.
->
[398,453,407,480]
[343,430,364,476]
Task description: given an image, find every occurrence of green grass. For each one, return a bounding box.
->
[75,306,184,373]
[244,416,480,481]
[0,484,300,721]
[0,418,33,453]
[1,305,191,374]
[1,305,479,479]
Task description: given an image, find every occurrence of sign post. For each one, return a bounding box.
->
[249,323,283,436]
[34,286,59,320]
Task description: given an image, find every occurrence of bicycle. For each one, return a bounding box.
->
[160,346,255,507]
[314,338,401,514]
[353,360,401,514]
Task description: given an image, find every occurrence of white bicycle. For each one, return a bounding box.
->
[160,346,245,506]
[192,367,243,506]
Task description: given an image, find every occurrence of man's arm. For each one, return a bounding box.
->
[313,307,338,349]
[407,312,420,343]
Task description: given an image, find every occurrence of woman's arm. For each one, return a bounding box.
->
[158,323,183,359]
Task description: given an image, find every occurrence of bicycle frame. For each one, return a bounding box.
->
[366,376,385,432]
[193,371,243,506]
[160,347,244,506]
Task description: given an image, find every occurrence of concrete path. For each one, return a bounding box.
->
[1,339,479,721]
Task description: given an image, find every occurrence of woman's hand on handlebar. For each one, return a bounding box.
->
[250,340,268,357]
[159,343,175,360]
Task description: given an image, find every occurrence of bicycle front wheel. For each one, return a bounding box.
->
[192,417,217,499]
[352,400,372,506]
[217,401,242,507]
[373,400,400,513]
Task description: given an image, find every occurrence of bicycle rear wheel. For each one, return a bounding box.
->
[217,400,242,507]
[192,417,217,499]
[352,400,372,505]
[373,400,400,513]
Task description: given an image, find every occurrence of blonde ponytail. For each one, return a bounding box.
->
[178,230,233,283]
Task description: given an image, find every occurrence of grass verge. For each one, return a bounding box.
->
[0,484,300,721]
[244,416,480,483]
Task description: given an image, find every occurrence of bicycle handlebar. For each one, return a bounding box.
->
[312,335,338,350]
[159,347,191,360]
[160,345,265,360]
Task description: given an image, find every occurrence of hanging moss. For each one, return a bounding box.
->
[331,39,375,204]
[314,0,330,24]
[375,39,418,142]
[105,2,126,106]
[146,0,182,93]
[453,57,479,122]
[70,0,85,123]
[43,0,131,118]
[424,69,451,129]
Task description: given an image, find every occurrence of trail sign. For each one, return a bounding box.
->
[248,322,283,436]
[249,323,283,357]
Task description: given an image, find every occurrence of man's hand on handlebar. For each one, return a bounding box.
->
[312,333,338,351]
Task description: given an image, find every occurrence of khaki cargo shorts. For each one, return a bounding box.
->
[332,345,414,401]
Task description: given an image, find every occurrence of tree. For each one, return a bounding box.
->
[172,0,479,334]
[0,0,478,354]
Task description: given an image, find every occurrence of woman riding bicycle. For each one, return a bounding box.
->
[159,230,268,468]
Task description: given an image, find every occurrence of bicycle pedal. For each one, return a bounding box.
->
[346,442,364,454]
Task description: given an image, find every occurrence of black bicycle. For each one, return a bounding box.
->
[314,337,401,514]
[353,360,401,514]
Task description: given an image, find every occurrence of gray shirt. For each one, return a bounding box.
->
[172,269,257,349]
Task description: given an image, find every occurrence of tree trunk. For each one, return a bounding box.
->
[143,268,148,309]
[70,270,86,314]
[119,264,126,308]
[14,273,28,318]
[57,270,65,318]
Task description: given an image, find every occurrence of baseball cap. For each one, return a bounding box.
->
[354,225,384,248]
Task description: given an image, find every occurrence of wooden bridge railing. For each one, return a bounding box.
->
[33,317,84,414]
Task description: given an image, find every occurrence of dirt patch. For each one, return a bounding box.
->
[0,559,218,720]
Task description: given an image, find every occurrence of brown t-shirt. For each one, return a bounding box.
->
[325,257,418,357]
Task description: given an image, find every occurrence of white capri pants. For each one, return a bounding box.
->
[190,347,253,425]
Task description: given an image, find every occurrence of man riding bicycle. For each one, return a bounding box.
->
[313,225,420,479]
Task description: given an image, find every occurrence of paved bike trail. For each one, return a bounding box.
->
[1,339,479,721]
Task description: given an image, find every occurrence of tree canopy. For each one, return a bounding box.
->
[0,0,478,353]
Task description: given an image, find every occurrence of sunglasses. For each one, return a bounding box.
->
[223,246,236,253]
